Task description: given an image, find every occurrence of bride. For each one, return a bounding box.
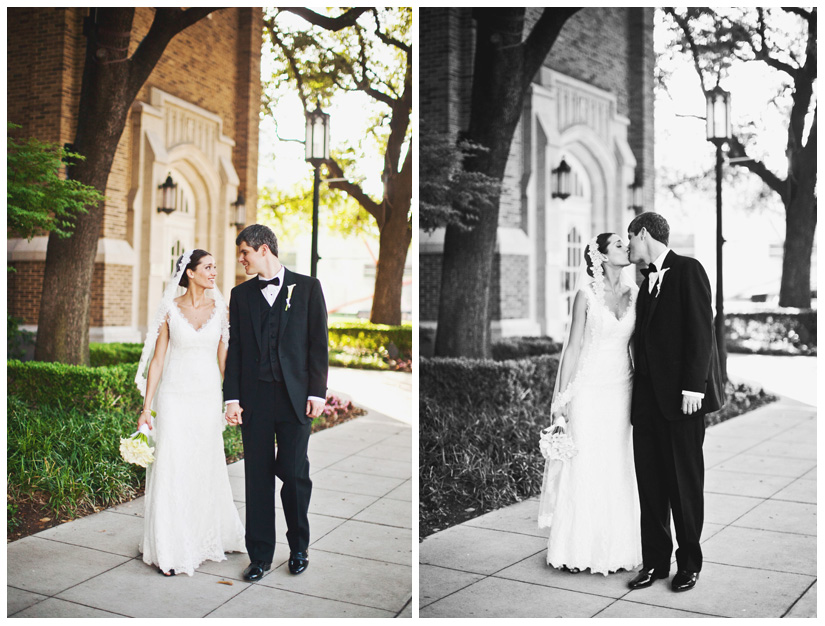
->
[538,233,642,575]
[136,249,246,576]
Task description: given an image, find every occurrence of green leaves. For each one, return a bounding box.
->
[7,123,104,241]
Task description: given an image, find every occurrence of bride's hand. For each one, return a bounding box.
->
[552,405,569,423]
[137,411,153,431]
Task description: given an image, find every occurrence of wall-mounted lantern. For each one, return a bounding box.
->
[231,194,246,228]
[157,173,177,215]
[551,158,571,200]
[629,177,644,213]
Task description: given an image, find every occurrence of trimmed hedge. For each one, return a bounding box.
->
[8,360,142,413]
[726,310,816,356]
[491,336,562,361]
[420,354,559,412]
[328,321,412,356]
[89,343,143,367]
[420,355,559,535]
[84,321,413,368]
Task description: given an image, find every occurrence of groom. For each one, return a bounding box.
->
[626,212,724,593]
[224,224,329,581]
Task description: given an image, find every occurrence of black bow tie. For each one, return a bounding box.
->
[640,263,657,279]
[259,276,280,289]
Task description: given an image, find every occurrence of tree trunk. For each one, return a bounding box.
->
[33,8,217,364]
[34,8,136,364]
[433,8,576,357]
[779,175,817,307]
[370,204,411,325]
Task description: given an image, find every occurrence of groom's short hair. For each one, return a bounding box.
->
[629,212,669,246]
[236,224,279,257]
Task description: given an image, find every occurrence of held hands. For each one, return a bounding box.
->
[225,403,243,426]
[681,394,702,416]
[306,398,325,419]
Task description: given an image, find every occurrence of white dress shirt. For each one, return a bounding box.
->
[226,266,325,408]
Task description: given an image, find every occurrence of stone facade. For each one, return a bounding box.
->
[420,8,655,346]
[7,8,262,341]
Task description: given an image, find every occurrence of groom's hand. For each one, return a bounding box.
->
[681,394,702,415]
[225,402,243,425]
[306,398,325,419]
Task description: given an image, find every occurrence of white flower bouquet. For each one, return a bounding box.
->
[120,414,156,468]
[538,416,578,462]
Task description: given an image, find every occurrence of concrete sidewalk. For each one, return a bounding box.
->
[420,377,816,617]
[8,369,413,618]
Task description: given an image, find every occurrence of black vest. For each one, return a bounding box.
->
[258,287,287,382]
[637,289,652,376]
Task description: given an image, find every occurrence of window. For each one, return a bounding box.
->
[562,227,582,315]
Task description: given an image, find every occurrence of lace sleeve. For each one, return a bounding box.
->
[220,305,230,349]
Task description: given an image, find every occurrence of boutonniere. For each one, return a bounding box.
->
[285,284,296,310]
[655,267,670,297]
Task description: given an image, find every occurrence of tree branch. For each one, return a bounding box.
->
[129,8,222,96]
[325,159,384,226]
[370,8,411,53]
[782,7,812,21]
[521,8,580,91]
[265,19,309,110]
[665,7,710,92]
[280,8,371,32]
[727,136,788,202]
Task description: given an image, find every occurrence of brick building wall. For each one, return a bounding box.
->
[7,8,262,330]
[420,7,654,332]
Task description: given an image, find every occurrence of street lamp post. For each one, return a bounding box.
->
[304,100,331,278]
[706,85,731,383]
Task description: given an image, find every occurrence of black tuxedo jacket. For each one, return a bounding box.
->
[632,250,725,422]
[223,268,329,425]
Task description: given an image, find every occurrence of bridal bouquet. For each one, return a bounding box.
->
[538,416,578,462]
[120,415,156,468]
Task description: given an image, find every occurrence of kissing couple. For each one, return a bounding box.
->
[538,212,725,593]
[136,224,329,580]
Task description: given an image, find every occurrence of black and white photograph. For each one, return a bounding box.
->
[419,7,816,619]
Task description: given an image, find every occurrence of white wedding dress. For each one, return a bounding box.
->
[543,285,642,575]
[140,302,246,576]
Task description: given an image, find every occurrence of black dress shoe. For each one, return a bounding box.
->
[288,551,309,575]
[242,560,271,581]
[627,567,669,589]
[671,570,699,592]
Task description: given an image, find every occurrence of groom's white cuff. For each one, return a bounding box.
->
[226,397,326,405]
[682,390,704,399]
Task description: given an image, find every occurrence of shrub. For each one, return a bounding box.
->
[491,336,562,361]
[329,320,412,356]
[89,342,143,366]
[420,355,559,535]
[420,354,559,413]
[7,395,145,520]
[7,315,34,360]
[86,320,414,370]
[8,360,142,413]
[726,310,817,356]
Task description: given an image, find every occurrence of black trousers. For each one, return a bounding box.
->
[632,373,705,573]
[241,379,311,562]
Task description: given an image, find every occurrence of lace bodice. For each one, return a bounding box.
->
[582,286,636,362]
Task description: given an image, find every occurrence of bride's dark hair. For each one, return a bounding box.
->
[176,249,212,287]
[584,233,615,278]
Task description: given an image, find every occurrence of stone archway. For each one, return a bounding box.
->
[130,88,239,337]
